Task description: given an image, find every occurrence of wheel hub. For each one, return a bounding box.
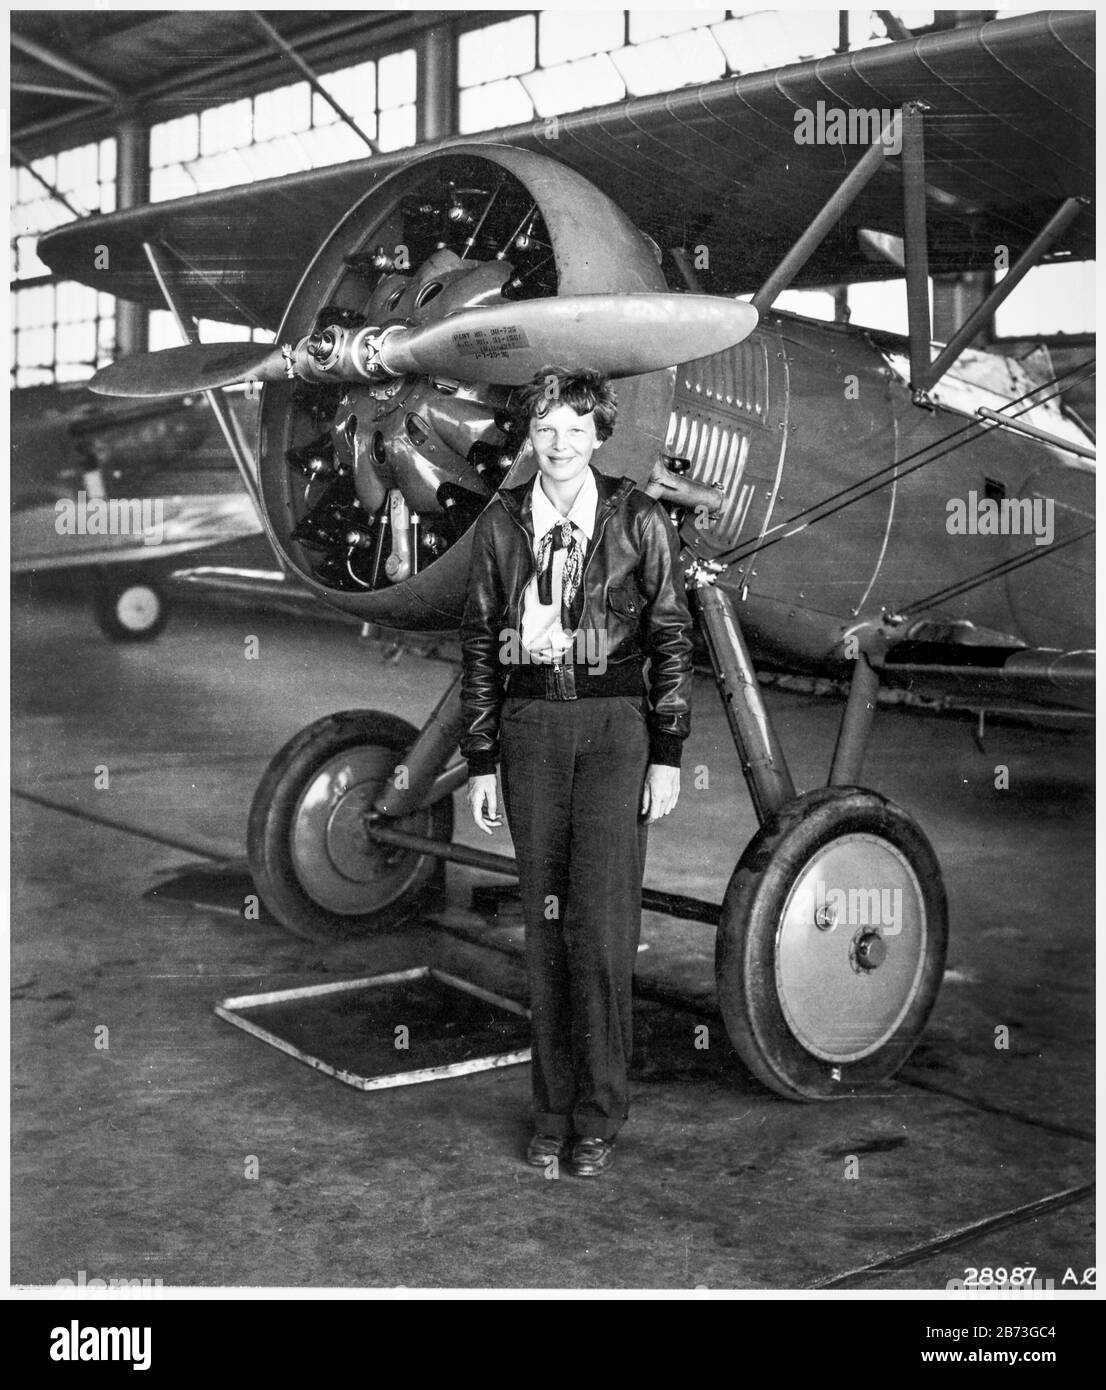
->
[775,833,927,1064]
[116,585,159,631]
[290,746,422,914]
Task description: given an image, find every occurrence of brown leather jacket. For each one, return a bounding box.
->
[460,467,694,775]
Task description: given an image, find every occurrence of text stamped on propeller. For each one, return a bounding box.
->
[451,325,530,359]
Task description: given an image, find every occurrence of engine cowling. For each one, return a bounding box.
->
[256,145,676,630]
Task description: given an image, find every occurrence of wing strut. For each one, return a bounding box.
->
[916,198,1086,393]
[901,103,931,396]
[249,12,379,155]
[751,110,904,317]
[141,239,271,543]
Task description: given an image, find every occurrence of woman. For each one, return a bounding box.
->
[460,367,693,1177]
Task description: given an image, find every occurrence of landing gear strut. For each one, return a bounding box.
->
[246,559,948,1100]
[691,572,948,1098]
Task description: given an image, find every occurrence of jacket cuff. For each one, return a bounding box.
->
[465,752,499,777]
[648,731,684,768]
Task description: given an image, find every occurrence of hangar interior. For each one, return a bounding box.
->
[10,8,1095,1292]
[11,6,1096,389]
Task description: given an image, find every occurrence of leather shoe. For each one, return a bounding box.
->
[568,1136,616,1177]
[526,1133,570,1167]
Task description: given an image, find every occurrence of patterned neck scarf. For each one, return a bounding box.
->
[535,519,584,631]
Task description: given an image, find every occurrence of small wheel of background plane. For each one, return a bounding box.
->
[716,786,948,1100]
[247,710,452,941]
[92,571,168,642]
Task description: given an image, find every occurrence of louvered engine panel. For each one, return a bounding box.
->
[667,337,779,555]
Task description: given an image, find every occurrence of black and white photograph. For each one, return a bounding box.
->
[9,3,1096,1310]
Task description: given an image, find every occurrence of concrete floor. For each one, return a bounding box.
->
[10,587,1095,1290]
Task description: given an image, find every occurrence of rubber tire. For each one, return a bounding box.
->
[247,710,453,941]
[717,786,948,1101]
[93,572,168,642]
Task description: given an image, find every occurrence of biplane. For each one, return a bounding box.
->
[10,385,263,638]
[37,9,1095,1099]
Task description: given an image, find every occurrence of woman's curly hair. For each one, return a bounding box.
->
[512,366,618,443]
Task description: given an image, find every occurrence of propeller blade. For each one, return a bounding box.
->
[379,293,759,385]
[89,343,287,398]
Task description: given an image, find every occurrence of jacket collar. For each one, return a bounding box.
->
[498,465,635,537]
[530,465,598,542]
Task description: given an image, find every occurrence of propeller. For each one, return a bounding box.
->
[89,293,759,398]
[89,342,288,397]
[379,294,759,384]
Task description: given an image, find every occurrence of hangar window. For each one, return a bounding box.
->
[993,262,1095,339]
[10,140,116,387]
[846,279,931,336]
[612,28,726,96]
[698,11,839,74]
[149,48,417,202]
[147,313,275,353]
[457,10,843,133]
[842,265,1093,342]
[628,11,727,43]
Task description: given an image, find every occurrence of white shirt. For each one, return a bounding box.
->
[519,467,598,662]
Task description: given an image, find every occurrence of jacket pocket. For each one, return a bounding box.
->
[607,580,644,620]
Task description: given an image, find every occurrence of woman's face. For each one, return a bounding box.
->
[529,403,601,489]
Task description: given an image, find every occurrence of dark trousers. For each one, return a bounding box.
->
[500,695,650,1141]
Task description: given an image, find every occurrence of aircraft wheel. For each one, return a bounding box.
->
[716,787,947,1100]
[247,711,452,941]
[93,573,168,642]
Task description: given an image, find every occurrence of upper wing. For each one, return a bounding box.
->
[38,10,1094,327]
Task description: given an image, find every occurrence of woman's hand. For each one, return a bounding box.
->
[467,774,502,834]
[641,764,680,823]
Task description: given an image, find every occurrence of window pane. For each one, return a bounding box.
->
[458,15,536,87]
[774,10,841,62]
[994,262,1095,337]
[31,154,56,187]
[150,164,198,203]
[56,283,96,324]
[56,359,95,383]
[254,82,312,141]
[378,48,416,107]
[614,29,727,97]
[847,279,935,335]
[524,54,627,117]
[239,137,310,181]
[459,78,536,135]
[377,103,416,152]
[539,10,625,66]
[774,289,836,321]
[150,115,199,168]
[60,318,97,365]
[199,319,250,343]
[320,60,376,125]
[97,315,117,361]
[22,325,56,366]
[711,14,785,72]
[201,99,252,155]
[55,143,91,193]
[17,366,54,387]
[629,10,726,44]
[148,311,180,352]
[191,150,253,192]
[15,235,48,280]
[17,285,54,328]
